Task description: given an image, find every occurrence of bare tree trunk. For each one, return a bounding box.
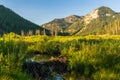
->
[21,30,24,36]
[35,29,40,35]
[28,30,33,36]
[51,24,54,36]
[55,26,58,36]
[44,29,46,35]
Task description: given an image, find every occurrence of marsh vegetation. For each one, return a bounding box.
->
[1,33,120,80]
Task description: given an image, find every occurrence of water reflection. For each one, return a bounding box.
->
[25,54,92,80]
[53,74,64,80]
[50,72,89,80]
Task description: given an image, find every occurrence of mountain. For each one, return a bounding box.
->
[76,6,120,35]
[42,6,120,35]
[0,5,49,35]
[83,6,115,24]
[1,5,120,36]
[42,15,82,35]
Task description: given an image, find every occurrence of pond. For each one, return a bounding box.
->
[24,54,93,80]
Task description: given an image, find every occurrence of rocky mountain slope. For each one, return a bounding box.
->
[42,15,82,35]
[42,6,120,35]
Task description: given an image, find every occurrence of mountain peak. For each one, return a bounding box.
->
[64,15,81,23]
[84,6,115,24]
[0,5,8,10]
[98,6,110,9]
[66,15,80,18]
[98,6,113,10]
[0,5,4,7]
[0,5,10,10]
[97,6,115,14]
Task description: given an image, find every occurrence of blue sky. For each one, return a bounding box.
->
[0,0,120,25]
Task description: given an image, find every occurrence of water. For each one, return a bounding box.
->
[53,74,64,80]
[52,73,92,80]
[26,54,92,80]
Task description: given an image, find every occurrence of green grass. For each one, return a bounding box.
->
[0,35,32,80]
[1,33,120,79]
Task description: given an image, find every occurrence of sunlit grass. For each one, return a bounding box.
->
[1,33,120,79]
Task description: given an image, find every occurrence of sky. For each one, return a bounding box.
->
[0,0,120,25]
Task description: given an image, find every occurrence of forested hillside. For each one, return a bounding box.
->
[0,5,50,35]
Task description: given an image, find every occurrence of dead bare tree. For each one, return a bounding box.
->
[35,29,40,35]
[21,30,24,36]
[28,30,33,36]
[43,29,46,35]
[55,26,58,36]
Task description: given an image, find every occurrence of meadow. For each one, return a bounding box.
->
[1,32,120,80]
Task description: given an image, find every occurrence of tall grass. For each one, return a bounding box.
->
[1,33,120,79]
[61,39,120,79]
[0,37,32,80]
